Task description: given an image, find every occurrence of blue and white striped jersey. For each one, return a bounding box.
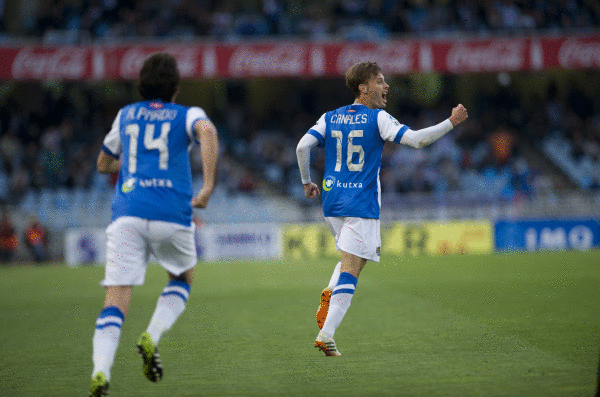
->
[102,100,208,226]
[306,104,408,219]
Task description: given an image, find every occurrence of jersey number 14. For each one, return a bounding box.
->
[332,130,364,172]
[125,122,170,173]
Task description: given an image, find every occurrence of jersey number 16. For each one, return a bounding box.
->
[332,129,364,172]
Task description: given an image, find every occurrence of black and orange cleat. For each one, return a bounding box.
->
[316,287,332,330]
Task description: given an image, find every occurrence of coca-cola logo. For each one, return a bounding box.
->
[119,47,198,78]
[558,39,600,68]
[12,47,87,79]
[336,44,414,74]
[446,41,525,72]
[228,44,306,77]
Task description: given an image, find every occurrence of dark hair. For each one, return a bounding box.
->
[345,62,382,97]
[137,53,180,102]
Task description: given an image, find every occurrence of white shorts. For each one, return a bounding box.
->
[325,216,381,262]
[102,216,197,286]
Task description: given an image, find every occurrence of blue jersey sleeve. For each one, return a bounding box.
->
[306,113,327,147]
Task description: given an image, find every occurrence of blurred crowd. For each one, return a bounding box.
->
[542,80,600,190]
[1,0,599,42]
[0,79,268,203]
[240,78,600,200]
[0,73,598,206]
[215,75,600,202]
[0,208,49,263]
[202,76,600,202]
[0,0,598,206]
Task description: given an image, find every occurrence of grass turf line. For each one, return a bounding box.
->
[0,250,598,396]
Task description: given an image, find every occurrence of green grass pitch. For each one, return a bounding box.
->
[0,250,598,396]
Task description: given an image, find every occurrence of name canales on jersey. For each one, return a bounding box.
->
[330,113,368,124]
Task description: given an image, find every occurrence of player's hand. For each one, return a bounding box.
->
[191,186,213,208]
[449,104,468,127]
[303,182,320,199]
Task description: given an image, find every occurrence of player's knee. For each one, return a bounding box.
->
[169,269,194,285]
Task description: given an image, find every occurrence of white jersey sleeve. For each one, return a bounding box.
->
[377,110,454,148]
[377,111,409,143]
[296,134,320,184]
[102,109,123,158]
[400,119,453,148]
[186,106,209,143]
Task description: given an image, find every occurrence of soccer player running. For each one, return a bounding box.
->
[89,53,218,396]
[296,61,468,356]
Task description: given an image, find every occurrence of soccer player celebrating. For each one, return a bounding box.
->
[296,61,468,356]
[89,53,218,396]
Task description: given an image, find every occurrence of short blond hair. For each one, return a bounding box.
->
[345,62,382,98]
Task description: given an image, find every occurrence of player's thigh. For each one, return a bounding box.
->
[147,220,197,277]
[103,216,150,286]
[337,217,381,262]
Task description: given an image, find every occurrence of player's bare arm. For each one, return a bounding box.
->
[96,151,121,174]
[191,119,219,208]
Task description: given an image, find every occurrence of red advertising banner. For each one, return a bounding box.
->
[214,42,312,77]
[0,46,92,80]
[321,41,420,76]
[0,34,598,80]
[540,35,600,69]
[95,45,204,79]
[427,38,531,73]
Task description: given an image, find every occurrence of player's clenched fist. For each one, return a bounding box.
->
[304,182,320,199]
[449,104,468,127]
[192,186,213,208]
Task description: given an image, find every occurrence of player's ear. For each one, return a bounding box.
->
[358,83,368,95]
[171,86,180,102]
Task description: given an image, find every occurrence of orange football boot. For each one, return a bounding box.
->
[316,287,332,329]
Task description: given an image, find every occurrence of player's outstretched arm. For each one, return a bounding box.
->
[192,119,219,208]
[97,151,121,174]
[296,134,321,199]
[399,104,468,148]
